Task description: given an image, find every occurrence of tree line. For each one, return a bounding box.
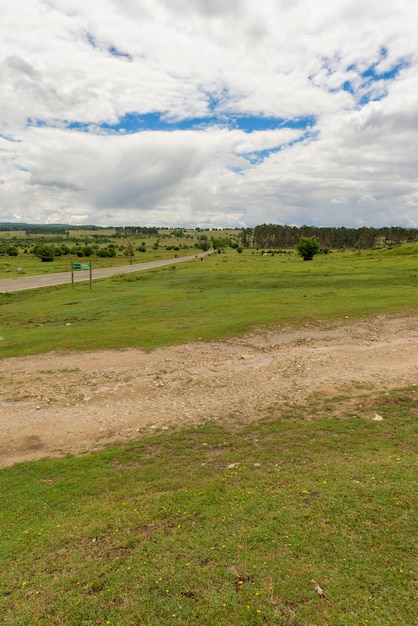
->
[115,226,159,236]
[240,224,418,250]
[0,223,100,233]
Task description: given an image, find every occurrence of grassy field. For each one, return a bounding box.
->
[0,229,211,277]
[0,388,416,625]
[1,241,417,624]
[1,243,418,358]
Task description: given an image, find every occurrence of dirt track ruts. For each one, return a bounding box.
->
[1,311,417,467]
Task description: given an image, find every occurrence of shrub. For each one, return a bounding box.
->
[32,244,55,262]
[295,236,321,261]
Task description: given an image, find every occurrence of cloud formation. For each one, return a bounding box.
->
[0,0,417,227]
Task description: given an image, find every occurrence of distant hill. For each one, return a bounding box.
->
[0,223,102,232]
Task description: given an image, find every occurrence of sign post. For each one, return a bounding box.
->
[71,262,92,289]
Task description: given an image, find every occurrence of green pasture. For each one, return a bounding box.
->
[0,229,210,277]
[0,388,416,625]
[1,241,417,624]
[0,246,191,276]
[1,244,418,358]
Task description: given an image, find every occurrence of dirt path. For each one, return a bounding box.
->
[1,311,417,467]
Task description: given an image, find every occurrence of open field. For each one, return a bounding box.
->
[1,243,418,358]
[0,378,416,625]
[0,228,238,278]
[0,241,417,625]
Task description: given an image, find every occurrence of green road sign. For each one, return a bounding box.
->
[71,262,93,290]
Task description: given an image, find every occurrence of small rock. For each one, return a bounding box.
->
[372,413,384,421]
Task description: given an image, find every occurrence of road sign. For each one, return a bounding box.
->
[72,263,90,270]
[71,262,93,289]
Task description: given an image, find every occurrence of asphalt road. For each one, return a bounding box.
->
[0,251,212,293]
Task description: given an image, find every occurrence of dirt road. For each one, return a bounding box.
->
[1,311,417,467]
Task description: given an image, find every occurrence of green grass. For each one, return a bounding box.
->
[0,227,241,278]
[0,388,416,625]
[1,246,418,358]
[1,243,417,624]
[0,243,196,277]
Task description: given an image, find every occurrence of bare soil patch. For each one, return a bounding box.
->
[1,312,417,467]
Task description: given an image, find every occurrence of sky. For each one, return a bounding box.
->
[1,0,417,229]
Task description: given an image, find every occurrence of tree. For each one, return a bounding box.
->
[124,239,135,265]
[212,237,231,251]
[295,236,320,261]
[32,243,55,262]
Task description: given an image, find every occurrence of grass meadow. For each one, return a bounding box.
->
[0,242,417,624]
[0,389,416,625]
[0,229,207,278]
[1,243,418,358]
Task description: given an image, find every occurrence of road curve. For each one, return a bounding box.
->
[0,251,213,293]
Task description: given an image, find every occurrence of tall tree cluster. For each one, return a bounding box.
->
[241,225,418,250]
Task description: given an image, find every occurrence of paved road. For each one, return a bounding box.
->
[0,251,212,293]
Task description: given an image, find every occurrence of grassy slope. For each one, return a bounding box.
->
[1,244,417,624]
[1,245,418,358]
[0,389,416,625]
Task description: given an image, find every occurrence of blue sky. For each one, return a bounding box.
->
[1,0,417,228]
[98,112,316,134]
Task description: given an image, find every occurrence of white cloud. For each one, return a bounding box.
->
[0,0,417,227]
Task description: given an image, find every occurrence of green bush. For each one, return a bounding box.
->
[32,244,55,262]
[295,236,321,261]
